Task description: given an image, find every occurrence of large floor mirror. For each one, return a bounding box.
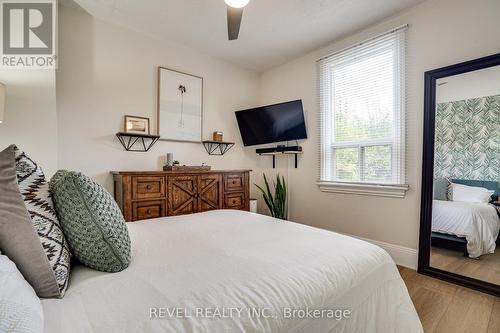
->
[419,53,500,296]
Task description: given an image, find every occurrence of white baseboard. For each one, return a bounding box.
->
[346,234,418,269]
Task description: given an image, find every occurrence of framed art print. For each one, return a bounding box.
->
[157,67,203,142]
[124,115,150,135]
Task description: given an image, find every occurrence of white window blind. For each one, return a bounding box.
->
[318,26,407,192]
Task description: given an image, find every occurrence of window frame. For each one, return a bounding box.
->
[331,140,395,183]
[317,26,409,198]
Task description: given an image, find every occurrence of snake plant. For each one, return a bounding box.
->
[255,173,287,220]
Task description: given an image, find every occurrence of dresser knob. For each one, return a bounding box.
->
[146,184,151,190]
[146,209,152,215]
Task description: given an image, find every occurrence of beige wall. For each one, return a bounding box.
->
[0,70,57,177]
[259,0,500,250]
[57,5,267,196]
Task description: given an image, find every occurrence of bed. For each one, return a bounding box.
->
[432,200,500,258]
[41,210,422,333]
[431,180,500,258]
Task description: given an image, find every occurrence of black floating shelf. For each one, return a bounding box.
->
[116,132,160,152]
[256,146,303,168]
[202,140,235,155]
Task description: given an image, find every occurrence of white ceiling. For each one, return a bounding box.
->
[72,0,423,72]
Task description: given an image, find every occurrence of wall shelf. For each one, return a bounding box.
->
[202,140,235,155]
[116,132,160,152]
[256,146,303,168]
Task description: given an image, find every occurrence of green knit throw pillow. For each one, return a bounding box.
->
[49,170,131,272]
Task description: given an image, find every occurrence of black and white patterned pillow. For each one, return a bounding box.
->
[13,146,71,296]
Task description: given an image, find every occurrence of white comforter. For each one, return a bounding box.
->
[432,200,500,258]
[42,210,422,333]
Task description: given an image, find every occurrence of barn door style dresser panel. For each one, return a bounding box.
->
[112,170,250,222]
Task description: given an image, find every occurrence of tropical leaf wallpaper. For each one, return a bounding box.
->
[434,95,500,181]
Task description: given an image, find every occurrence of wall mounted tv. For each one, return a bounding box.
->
[235,100,307,147]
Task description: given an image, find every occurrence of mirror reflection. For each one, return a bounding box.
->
[430,65,500,285]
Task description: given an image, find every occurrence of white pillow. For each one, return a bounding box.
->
[0,254,44,333]
[451,183,494,203]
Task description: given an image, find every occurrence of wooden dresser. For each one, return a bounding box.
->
[111,170,251,222]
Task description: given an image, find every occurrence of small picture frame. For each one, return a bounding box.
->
[124,115,150,135]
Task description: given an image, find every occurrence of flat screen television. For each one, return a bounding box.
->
[235,100,307,147]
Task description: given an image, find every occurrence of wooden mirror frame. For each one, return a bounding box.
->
[418,52,500,297]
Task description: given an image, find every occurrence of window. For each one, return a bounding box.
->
[318,26,408,197]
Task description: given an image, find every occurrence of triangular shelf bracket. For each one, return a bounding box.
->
[116,132,160,152]
[202,140,235,155]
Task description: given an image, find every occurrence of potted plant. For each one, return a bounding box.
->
[255,174,287,220]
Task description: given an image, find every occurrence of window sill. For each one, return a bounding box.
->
[316,181,409,198]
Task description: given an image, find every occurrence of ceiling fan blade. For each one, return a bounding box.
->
[227,6,243,40]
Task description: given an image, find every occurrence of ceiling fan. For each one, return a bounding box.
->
[225,0,250,40]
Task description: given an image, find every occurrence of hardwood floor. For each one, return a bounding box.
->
[398,266,500,333]
[430,246,500,285]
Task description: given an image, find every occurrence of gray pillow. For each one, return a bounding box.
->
[49,170,131,272]
[433,178,449,201]
[0,145,68,298]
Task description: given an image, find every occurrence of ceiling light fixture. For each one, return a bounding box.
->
[225,0,249,40]
[224,0,250,9]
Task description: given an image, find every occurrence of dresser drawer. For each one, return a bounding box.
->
[132,176,165,199]
[132,200,165,221]
[224,173,245,192]
[224,192,245,210]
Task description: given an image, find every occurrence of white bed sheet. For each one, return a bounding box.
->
[432,200,500,258]
[42,210,422,333]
